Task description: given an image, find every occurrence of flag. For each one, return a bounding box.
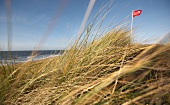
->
[133,10,142,17]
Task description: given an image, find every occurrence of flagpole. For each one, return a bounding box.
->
[131,10,134,43]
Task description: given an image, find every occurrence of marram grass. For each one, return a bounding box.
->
[1,24,170,105]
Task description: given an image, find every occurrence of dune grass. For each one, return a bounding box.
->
[0,25,170,104]
[0,3,170,104]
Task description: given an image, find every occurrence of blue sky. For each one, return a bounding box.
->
[0,0,170,51]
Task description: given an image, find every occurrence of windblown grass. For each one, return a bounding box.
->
[0,25,170,105]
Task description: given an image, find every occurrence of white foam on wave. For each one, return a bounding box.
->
[0,54,62,65]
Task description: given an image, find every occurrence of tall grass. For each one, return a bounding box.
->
[0,2,170,105]
[0,26,169,104]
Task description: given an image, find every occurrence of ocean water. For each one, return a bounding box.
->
[0,50,64,64]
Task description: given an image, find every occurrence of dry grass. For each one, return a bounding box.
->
[0,26,170,105]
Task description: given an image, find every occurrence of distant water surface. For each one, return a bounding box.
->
[0,50,64,64]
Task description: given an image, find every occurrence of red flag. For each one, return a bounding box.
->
[133,10,142,17]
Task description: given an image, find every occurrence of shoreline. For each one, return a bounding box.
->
[0,54,62,66]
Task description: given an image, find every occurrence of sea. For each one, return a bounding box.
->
[0,50,64,65]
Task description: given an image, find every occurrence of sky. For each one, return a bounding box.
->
[0,0,170,51]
